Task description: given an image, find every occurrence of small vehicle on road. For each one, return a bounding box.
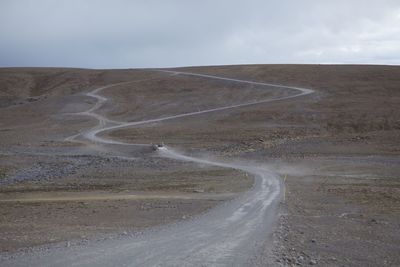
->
[152,143,164,151]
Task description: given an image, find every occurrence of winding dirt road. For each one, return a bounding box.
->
[3,71,313,266]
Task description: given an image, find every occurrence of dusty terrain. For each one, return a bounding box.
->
[0,65,399,266]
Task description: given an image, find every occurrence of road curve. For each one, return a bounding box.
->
[1,71,313,266]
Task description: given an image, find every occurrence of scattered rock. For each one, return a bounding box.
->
[310,259,317,265]
[27,97,40,102]
[193,189,205,193]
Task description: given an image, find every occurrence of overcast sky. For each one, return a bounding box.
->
[1,0,400,68]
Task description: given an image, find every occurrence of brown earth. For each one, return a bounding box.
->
[0,65,399,266]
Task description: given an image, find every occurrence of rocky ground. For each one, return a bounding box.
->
[0,151,251,252]
[0,65,399,265]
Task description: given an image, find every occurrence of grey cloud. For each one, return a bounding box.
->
[1,0,399,68]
